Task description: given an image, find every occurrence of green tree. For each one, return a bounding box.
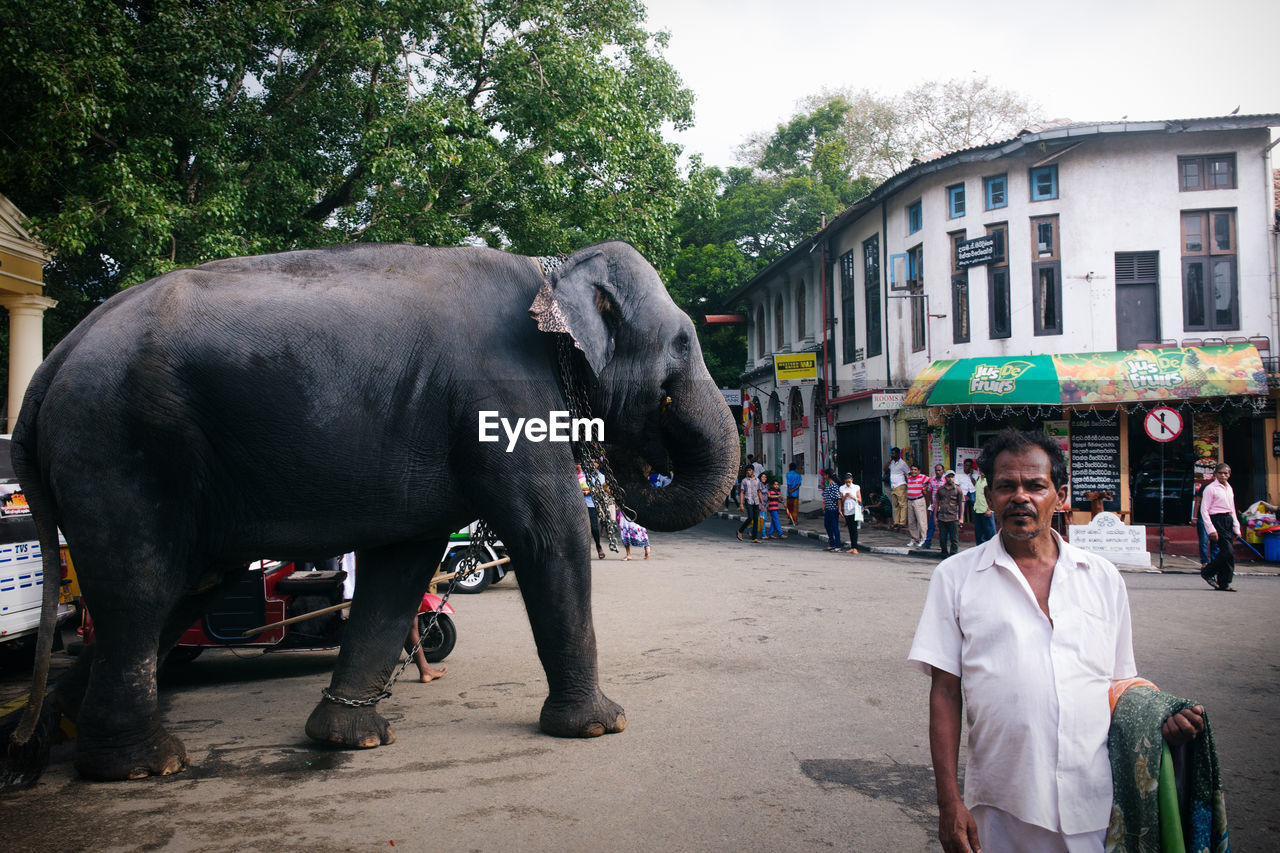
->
[798,78,1040,182]
[0,0,694,347]
[663,78,1036,388]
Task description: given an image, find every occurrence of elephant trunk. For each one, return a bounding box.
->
[611,378,739,533]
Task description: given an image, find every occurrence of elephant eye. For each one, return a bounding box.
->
[672,331,690,358]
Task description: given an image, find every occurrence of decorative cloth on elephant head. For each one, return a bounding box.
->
[529,250,617,377]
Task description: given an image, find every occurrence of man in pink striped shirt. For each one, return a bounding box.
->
[1199,463,1240,591]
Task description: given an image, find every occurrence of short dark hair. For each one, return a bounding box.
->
[789,462,797,471]
[978,429,1068,490]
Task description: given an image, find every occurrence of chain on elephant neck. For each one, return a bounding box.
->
[556,322,628,552]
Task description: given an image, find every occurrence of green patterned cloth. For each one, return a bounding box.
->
[1106,685,1229,853]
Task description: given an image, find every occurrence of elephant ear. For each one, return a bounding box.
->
[528,249,619,376]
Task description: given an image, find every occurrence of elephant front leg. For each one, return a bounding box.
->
[508,520,626,739]
[304,540,441,749]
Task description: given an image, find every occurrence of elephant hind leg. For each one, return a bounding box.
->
[71,563,244,781]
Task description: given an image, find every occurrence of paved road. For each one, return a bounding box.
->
[1,518,1277,851]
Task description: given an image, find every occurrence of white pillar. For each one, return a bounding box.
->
[0,294,57,434]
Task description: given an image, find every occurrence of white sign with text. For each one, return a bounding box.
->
[1069,512,1151,568]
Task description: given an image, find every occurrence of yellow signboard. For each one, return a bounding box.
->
[774,353,818,386]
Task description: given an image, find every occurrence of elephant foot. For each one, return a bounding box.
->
[305,699,395,748]
[539,691,627,738]
[74,723,188,781]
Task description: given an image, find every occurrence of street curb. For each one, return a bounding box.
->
[711,511,1280,574]
[714,510,936,559]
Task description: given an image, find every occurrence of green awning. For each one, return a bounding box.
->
[903,344,1266,407]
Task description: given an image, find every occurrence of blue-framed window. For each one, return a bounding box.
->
[1030,165,1058,201]
[907,200,922,234]
[984,174,1007,210]
[947,184,965,219]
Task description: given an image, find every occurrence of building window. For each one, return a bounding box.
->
[1029,164,1058,201]
[951,231,970,343]
[947,184,965,219]
[1182,209,1238,330]
[1033,263,1062,335]
[907,244,924,287]
[986,223,1010,340]
[755,306,765,356]
[908,244,926,352]
[907,200,922,234]
[796,283,806,340]
[984,174,1007,210]
[863,234,882,358]
[774,295,784,349]
[1030,216,1061,335]
[1179,154,1236,191]
[840,250,857,364]
[1031,215,1059,260]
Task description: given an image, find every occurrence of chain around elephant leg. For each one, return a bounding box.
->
[304,697,396,749]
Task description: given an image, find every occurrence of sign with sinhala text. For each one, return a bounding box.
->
[955,236,997,269]
[774,353,819,386]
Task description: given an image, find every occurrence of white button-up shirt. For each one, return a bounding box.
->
[908,531,1136,835]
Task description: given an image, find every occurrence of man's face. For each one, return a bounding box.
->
[891,449,901,460]
[1214,467,1231,485]
[963,459,973,472]
[910,466,920,478]
[934,465,944,476]
[988,446,1067,542]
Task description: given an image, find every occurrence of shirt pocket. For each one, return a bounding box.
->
[1053,606,1117,678]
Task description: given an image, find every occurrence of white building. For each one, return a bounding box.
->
[731,115,1280,519]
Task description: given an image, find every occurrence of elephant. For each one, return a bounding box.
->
[6,241,738,783]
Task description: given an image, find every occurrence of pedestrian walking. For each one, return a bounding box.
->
[972,469,995,544]
[839,473,862,554]
[617,508,651,560]
[933,470,963,557]
[763,474,786,539]
[737,467,762,543]
[785,462,802,524]
[909,428,1205,852]
[576,461,606,559]
[1193,476,1220,568]
[923,463,946,548]
[822,470,843,551]
[1199,463,1239,591]
[955,457,978,524]
[904,464,930,547]
[884,447,911,531]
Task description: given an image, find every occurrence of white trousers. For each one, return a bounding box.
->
[971,806,1105,853]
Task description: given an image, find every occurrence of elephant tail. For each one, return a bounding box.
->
[2,363,65,791]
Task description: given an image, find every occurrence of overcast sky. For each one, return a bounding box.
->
[641,0,1280,168]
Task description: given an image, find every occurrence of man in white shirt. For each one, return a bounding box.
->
[909,429,1204,852]
[884,447,911,531]
[953,457,978,523]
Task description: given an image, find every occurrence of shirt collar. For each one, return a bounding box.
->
[978,528,1090,574]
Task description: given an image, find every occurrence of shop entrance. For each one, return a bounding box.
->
[836,420,883,500]
[1222,414,1266,509]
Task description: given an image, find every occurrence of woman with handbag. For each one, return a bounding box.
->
[839,473,863,555]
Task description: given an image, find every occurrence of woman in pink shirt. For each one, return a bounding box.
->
[1199,463,1240,591]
